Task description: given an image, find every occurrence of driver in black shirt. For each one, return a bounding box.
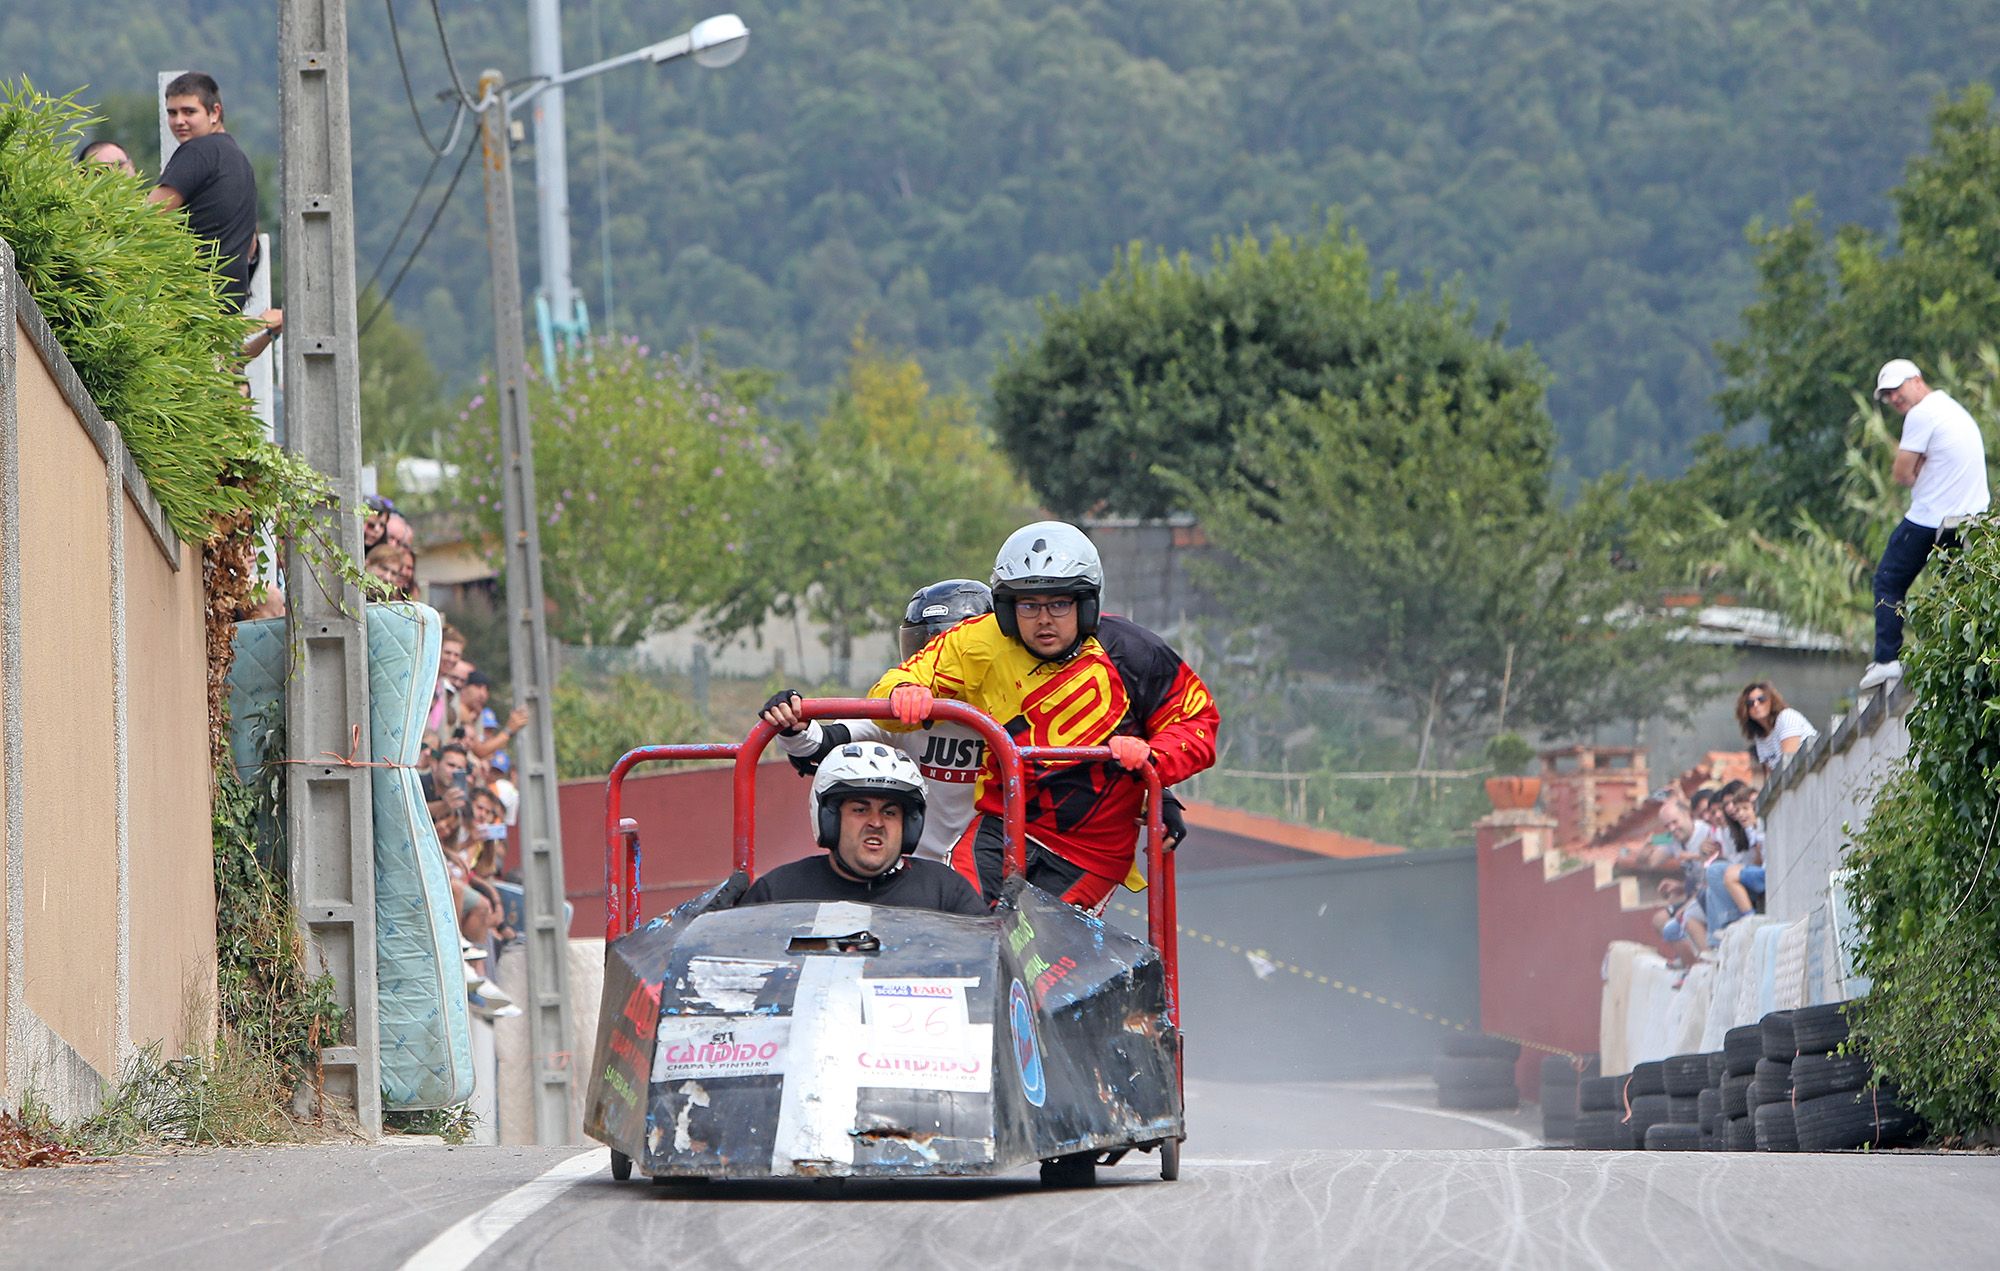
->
[740,743,988,916]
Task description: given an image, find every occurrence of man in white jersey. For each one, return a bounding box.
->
[759,580,996,864]
[1860,358,1992,691]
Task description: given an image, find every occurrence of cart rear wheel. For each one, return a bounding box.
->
[1039,1153,1098,1189]
[1160,1138,1181,1181]
[609,1149,632,1181]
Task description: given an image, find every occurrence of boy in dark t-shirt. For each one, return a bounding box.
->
[149,72,258,311]
[739,742,987,918]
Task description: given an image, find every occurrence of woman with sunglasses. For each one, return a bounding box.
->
[1736,681,1817,773]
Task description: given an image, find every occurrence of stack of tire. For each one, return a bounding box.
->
[1750,1011,1800,1150]
[1717,1020,1763,1149]
[1574,1070,1632,1149]
[1641,1052,1709,1151]
[1434,1033,1521,1110]
[1786,1001,1926,1151]
[1538,1053,1599,1143]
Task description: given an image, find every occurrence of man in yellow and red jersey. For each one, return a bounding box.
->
[871,520,1219,910]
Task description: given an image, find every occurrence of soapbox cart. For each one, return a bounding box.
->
[583,697,1184,1187]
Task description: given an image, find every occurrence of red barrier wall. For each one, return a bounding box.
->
[1474,809,1662,1097]
[553,759,820,938]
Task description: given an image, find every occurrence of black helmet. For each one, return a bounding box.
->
[898,578,993,660]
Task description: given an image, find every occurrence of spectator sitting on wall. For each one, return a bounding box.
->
[1737,681,1817,774]
[1653,877,1706,965]
[1620,796,1710,873]
[1703,781,1769,937]
[147,71,260,313]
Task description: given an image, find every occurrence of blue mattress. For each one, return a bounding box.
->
[228,604,474,1110]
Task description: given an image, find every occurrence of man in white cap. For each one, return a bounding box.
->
[1860,358,1990,690]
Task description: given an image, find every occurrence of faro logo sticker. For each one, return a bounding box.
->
[1009,979,1046,1107]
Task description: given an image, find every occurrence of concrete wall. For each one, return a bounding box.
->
[1759,682,1911,1004]
[1,242,215,1117]
[1475,809,1664,1093]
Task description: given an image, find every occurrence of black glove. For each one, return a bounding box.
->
[759,688,805,736]
[1160,790,1187,851]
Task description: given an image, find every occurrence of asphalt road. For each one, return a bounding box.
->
[4,1079,1997,1270]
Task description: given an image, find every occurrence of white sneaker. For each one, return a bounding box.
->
[1859,660,1903,691]
[469,981,515,1011]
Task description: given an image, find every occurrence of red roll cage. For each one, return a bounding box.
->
[602,696,1180,1024]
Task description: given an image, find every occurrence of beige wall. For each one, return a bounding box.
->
[4,252,215,1115]
[123,496,216,1053]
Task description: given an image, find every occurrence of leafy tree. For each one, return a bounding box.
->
[447,337,780,646]
[1193,380,1715,764]
[1687,346,2000,651]
[1715,88,2000,534]
[786,338,1036,679]
[993,220,1547,518]
[17,1,2000,478]
[552,669,703,780]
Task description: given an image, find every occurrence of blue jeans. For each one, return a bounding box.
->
[1874,518,1961,663]
[1704,859,1767,935]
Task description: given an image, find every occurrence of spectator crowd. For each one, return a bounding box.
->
[1619,679,1821,974]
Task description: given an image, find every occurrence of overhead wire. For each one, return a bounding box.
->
[359,141,452,304]
[360,134,479,337]
[386,0,465,156]
[359,0,485,336]
[429,0,483,111]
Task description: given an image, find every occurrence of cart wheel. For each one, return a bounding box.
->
[609,1149,632,1181]
[1160,1138,1181,1181]
[1039,1153,1097,1189]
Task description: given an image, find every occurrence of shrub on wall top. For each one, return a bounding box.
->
[1846,516,2000,1137]
[0,80,315,545]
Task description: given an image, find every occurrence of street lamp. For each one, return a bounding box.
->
[517,8,749,384]
[650,14,751,68]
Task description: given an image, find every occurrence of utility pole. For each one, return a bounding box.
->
[278,0,380,1135]
[477,70,578,1145]
[527,0,583,360]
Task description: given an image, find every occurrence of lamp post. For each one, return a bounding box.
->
[470,12,747,1146]
[521,7,749,382]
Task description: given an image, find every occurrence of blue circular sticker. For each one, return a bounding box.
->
[1009,979,1046,1107]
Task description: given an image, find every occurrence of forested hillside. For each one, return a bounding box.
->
[9,0,1996,476]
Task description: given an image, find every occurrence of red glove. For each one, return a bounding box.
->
[1108,735,1152,770]
[889,684,934,726]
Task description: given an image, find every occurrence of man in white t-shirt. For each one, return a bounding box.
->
[1860,358,1991,691]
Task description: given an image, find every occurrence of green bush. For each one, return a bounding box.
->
[1847,520,2000,1137]
[0,81,328,547]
